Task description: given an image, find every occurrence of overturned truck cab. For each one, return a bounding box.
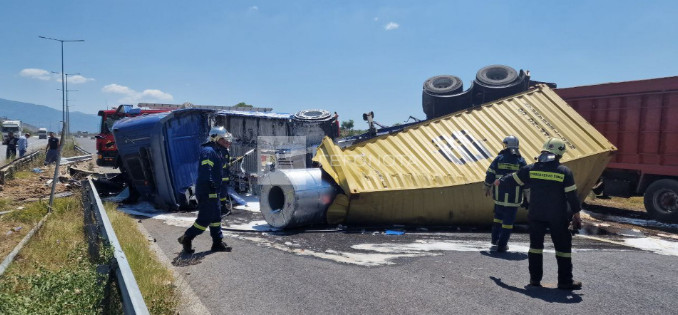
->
[112,109,213,210]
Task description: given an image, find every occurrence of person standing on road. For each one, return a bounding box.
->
[484,135,527,252]
[497,137,583,290]
[178,127,233,254]
[44,132,60,165]
[3,132,18,160]
[17,133,30,158]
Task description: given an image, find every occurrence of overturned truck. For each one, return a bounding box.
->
[260,85,617,228]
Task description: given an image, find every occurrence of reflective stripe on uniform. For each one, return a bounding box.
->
[487,168,496,174]
[209,222,221,227]
[201,159,214,167]
[556,251,572,258]
[193,222,207,231]
[209,193,218,198]
[498,163,520,170]
[565,184,577,192]
[493,218,502,223]
[502,224,513,229]
[220,197,227,201]
[528,248,543,254]
[515,186,520,204]
[222,177,230,181]
[529,171,564,182]
[494,201,521,207]
[512,172,524,186]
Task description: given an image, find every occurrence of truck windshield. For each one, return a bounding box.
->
[101,115,124,134]
[2,127,20,133]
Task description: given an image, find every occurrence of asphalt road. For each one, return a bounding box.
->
[0,137,47,165]
[74,137,96,156]
[131,205,678,315]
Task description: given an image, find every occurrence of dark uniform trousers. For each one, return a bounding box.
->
[528,220,573,284]
[184,193,223,241]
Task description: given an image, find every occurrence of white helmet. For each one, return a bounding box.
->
[208,126,233,143]
[502,135,519,154]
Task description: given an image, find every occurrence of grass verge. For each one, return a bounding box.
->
[0,196,107,314]
[105,202,178,314]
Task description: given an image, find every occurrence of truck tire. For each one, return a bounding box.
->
[294,109,331,121]
[475,65,518,86]
[423,75,463,95]
[644,179,678,223]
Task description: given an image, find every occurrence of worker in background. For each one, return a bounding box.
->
[484,135,526,252]
[333,112,340,137]
[44,132,60,165]
[178,127,233,254]
[497,137,583,290]
[17,133,30,158]
[3,132,18,160]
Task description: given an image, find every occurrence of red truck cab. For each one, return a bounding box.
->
[96,105,170,166]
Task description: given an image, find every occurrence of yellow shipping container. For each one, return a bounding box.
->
[314,85,617,225]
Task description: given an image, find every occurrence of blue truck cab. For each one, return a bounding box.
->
[112,109,212,210]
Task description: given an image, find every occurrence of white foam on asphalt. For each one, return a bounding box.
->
[222,233,425,266]
[117,204,196,228]
[226,220,278,232]
[353,240,533,254]
[233,195,260,213]
[622,237,678,256]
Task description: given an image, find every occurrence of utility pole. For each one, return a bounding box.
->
[39,36,83,212]
[39,36,84,139]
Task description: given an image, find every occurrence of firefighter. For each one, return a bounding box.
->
[497,137,582,290]
[484,135,527,252]
[178,127,233,253]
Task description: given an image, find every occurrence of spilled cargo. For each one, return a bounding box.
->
[260,85,617,228]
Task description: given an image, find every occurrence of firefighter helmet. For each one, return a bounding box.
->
[502,135,519,154]
[208,126,233,143]
[542,137,567,156]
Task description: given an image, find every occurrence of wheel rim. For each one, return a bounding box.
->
[654,188,678,214]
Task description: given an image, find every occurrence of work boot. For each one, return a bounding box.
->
[557,280,582,290]
[178,235,194,254]
[211,240,232,252]
[496,245,509,253]
[528,280,542,287]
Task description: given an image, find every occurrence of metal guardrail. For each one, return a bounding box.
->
[73,144,90,155]
[83,178,149,315]
[0,150,42,184]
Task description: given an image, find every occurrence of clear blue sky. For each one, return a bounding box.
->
[1,0,677,128]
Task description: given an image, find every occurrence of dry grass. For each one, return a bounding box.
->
[0,201,48,258]
[5,197,84,273]
[585,194,646,212]
[105,202,178,314]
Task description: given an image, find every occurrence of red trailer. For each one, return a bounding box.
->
[556,76,678,222]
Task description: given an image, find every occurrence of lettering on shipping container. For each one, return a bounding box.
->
[518,103,576,150]
[432,130,492,164]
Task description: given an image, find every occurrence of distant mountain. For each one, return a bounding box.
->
[0,98,99,133]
